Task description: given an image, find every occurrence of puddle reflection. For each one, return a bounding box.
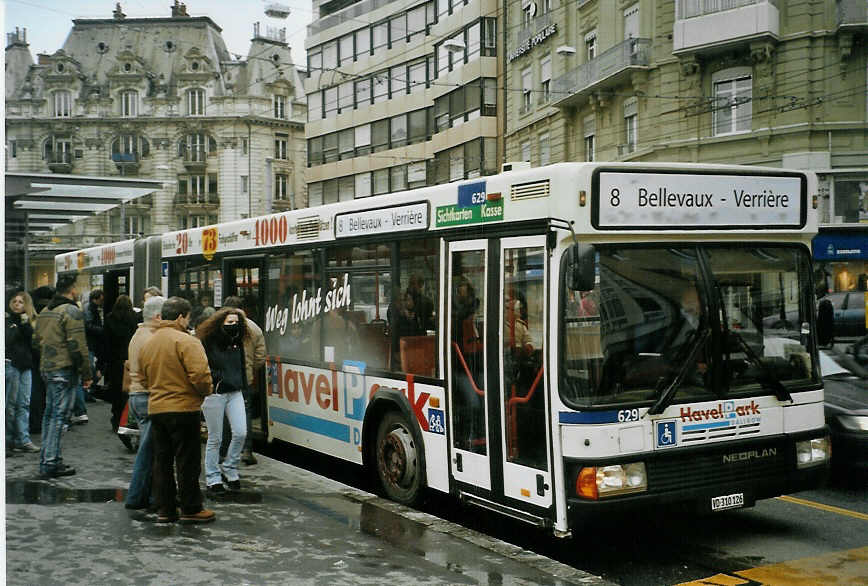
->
[6,480,125,505]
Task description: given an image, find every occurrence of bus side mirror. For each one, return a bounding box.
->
[566,243,596,291]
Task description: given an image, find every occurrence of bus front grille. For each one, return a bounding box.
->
[647,437,789,493]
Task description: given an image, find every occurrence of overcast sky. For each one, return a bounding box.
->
[4,0,313,67]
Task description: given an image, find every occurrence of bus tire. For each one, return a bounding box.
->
[374,411,422,505]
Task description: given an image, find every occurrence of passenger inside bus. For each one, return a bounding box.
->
[451,275,485,452]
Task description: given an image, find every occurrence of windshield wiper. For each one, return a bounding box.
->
[727,328,792,402]
[647,328,710,416]
[710,279,792,403]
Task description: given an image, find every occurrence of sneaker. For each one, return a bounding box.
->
[179,509,216,524]
[156,512,179,524]
[207,483,226,496]
[39,465,76,479]
[17,443,40,453]
[241,451,258,465]
[226,479,241,491]
[70,414,89,425]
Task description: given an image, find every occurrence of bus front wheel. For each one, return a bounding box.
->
[374,411,421,505]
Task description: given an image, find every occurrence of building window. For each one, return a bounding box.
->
[187,89,206,116]
[323,41,338,70]
[539,56,551,104]
[275,135,288,159]
[625,114,637,153]
[520,141,531,162]
[539,132,550,166]
[242,138,249,155]
[324,86,338,118]
[409,59,427,93]
[339,34,354,66]
[521,67,532,113]
[482,18,496,57]
[274,95,286,119]
[713,72,752,136]
[585,31,597,62]
[339,81,354,112]
[120,90,138,117]
[241,175,248,193]
[275,174,289,201]
[355,27,370,59]
[522,2,533,27]
[584,115,595,162]
[355,172,372,198]
[53,91,71,117]
[10,140,16,158]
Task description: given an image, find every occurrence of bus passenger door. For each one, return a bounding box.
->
[222,256,267,439]
[448,240,491,490]
[500,237,552,508]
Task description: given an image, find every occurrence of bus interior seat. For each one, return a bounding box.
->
[400,335,436,377]
[358,322,390,369]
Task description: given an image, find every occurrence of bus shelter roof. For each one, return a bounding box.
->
[5,172,164,240]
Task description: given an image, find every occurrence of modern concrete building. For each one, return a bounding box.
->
[5,1,307,251]
[503,0,867,294]
[303,0,502,202]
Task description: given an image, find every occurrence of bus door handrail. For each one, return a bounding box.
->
[451,341,485,397]
[507,365,544,460]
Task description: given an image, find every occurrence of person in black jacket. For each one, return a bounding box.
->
[103,295,138,443]
[6,289,39,454]
[196,308,249,494]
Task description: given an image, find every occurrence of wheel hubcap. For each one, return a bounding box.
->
[381,425,416,487]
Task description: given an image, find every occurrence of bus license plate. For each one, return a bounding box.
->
[711,493,744,511]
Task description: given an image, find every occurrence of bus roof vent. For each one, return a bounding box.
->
[296,216,320,239]
[510,180,550,201]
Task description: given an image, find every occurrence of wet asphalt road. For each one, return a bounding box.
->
[4,401,608,586]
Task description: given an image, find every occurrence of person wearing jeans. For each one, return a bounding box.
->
[40,368,79,474]
[32,274,92,478]
[6,289,38,454]
[201,390,246,490]
[196,307,249,494]
[123,295,165,511]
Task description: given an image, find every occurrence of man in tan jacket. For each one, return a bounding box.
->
[139,296,214,524]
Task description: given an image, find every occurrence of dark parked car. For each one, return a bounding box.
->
[823,291,867,339]
[819,344,868,474]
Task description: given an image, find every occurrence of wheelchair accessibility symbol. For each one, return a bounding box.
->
[656,421,677,448]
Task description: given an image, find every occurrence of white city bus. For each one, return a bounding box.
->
[57,162,830,536]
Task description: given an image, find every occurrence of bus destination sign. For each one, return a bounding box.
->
[335,202,428,238]
[595,172,804,229]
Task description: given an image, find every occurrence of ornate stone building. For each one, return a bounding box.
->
[5,2,307,249]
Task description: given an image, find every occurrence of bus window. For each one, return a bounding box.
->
[503,246,546,469]
[451,250,486,453]
[393,238,439,377]
[265,249,321,363]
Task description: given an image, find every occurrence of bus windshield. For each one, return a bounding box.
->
[560,244,819,409]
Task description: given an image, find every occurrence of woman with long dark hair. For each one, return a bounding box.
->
[197,308,249,494]
[104,295,138,444]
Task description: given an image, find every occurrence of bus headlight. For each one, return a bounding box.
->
[576,462,647,499]
[837,415,868,432]
[795,437,830,469]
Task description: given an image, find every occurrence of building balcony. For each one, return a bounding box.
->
[46,152,73,173]
[272,197,293,211]
[111,151,140,174]
[838,0,868,29]
[174,193,219,209]
[182,149,207,171]
[673,0,779,54]
[551,38,651,110]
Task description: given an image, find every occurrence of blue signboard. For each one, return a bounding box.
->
[656,420,677,448]
[457,181,487,208]
[813,233,868,260]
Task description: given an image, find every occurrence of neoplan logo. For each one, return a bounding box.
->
[722,448,777,464]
